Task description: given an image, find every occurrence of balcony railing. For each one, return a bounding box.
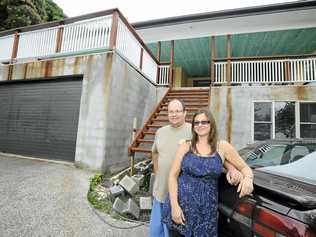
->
[0,9,170,86]
[214,56,316,84]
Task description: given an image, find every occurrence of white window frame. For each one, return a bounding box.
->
[252,100,316,142]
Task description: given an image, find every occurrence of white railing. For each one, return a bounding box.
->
[116,18,142,68]
[158,65,170,85]
[0,12,169,85]
[61,16,112,53]
[142,50,158,83]
[214,62,227,84]
[214,57,316,84]
[290,58,316,82]
[0,35,15,61]
[17,27,59,59]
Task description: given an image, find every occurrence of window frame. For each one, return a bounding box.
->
[252,100,316,142]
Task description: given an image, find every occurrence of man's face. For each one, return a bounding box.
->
[168,100,186,127]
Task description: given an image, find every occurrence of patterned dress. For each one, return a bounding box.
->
[162,151,223,237]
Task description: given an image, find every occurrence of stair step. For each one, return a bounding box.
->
[137,139,154,144]
[130,147,152,153]
[168,92,209,96]
[159,107,199,112]
[166,98,208,102]
[143,131,156,135]
[162,102,208,107]
[157,112,195,116]
[166,95,208,99]
[147,124,162,129]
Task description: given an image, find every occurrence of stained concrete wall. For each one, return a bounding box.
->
[210,84,316,149]
[1,52,160,171]
[0,65,9,81]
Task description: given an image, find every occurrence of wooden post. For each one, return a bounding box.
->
[156,41,161,84]
[139,48,144,70]
[109,11,119,49]
[129,117,137,176]
[226,34,232,85]
[210,36,216,86]
[11,32,20,59]
[55,26,64,53]
[169,40,174,87]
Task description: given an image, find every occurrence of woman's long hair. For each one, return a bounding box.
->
[191,108,218,154]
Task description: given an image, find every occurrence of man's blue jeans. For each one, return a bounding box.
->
[149,198,169,237]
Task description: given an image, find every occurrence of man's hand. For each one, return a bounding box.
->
[171,204,186,225]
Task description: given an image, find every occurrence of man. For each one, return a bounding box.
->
[149,99,241,237]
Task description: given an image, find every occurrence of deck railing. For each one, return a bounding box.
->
[214,57,316,84]
[158,65,170,85]
[0,10,169,85]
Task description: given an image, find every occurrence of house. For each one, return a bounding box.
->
[0,1,315,171]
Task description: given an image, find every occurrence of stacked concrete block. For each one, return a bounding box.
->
[139,197,152,210]
[132,174,145,187]
[110,185,124,198]
[112,197,140,219]
[119,175,139,195]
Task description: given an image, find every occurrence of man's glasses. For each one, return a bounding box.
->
[168,110,183,115]
[193,120,210,126]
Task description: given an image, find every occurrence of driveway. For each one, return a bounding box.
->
[0,154,148,237]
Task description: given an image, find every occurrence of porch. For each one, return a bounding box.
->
[1,9,316,87]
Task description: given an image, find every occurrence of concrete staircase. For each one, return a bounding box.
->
[128,88,210,156]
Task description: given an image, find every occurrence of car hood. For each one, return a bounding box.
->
[254,170,316,209]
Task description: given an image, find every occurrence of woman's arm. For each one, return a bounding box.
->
[219,140,254,197]
[168,142,190,225]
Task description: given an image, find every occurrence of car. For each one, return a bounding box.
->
[239,139,316,168]
[218,149,316,237]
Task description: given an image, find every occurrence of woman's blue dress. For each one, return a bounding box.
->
[162,151,223,237]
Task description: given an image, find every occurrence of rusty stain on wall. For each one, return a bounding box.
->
[73,57,81,75]
[7,65,13,81]
[296,85,307,100]
[44,61,53,77]
[23,64,28,79]
[226,87,232,143]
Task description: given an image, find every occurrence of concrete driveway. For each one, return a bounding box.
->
[0,154,148,237]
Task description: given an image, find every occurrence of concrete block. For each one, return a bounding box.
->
[139,197,152,210]
[110,185,125,197]
[112,197,140,219]
[127,198,140,219]
[112,197,126,215]
[149,173,155,195]
[132,174,145,187]
[119,175,138,195]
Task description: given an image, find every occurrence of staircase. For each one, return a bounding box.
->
[128,88,210,156]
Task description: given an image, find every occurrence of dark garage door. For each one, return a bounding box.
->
[0,76,82,162]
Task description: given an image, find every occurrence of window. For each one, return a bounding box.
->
[253,102,316,141]
[254,102,272,140]
[300,103,316,138]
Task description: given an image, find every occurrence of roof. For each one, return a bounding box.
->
[133,1,316,43]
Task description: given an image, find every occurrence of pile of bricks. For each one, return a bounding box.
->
[109,162,154,219]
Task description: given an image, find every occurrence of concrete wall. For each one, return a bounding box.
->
[1,52,159,171]
[210,84,316,149]
[0,65,9,81]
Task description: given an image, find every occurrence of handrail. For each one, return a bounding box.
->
[128,87,171,155]
[215,53,316,62]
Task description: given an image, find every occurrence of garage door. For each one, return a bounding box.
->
[0,76,82,162]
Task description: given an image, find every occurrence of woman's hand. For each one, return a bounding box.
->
[226,167,243,186]
[237,176,254,198]
[171,204,186,225]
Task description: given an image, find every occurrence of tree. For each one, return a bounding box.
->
[0,0,66,32]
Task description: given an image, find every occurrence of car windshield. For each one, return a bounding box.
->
[258,152,316,184]
[242,144,287,168]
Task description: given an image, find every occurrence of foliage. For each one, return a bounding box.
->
[0,0,66,31]
[89,172,103,191]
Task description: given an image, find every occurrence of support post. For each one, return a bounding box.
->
[129,117,137,176]
[210,36,216,86]
[226,34,232,85]
[109,11,119,49]
[169,40,174,87]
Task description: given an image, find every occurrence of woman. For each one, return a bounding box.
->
[163,109,253,237]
